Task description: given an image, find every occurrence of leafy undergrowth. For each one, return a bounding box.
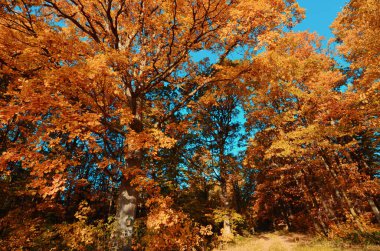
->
[214,232,380,251]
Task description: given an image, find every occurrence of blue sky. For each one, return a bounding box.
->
[229,1,350,154]
[295,0,348,40]
[191,0,348,63]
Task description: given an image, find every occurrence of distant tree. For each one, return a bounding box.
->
[244,32,380,234]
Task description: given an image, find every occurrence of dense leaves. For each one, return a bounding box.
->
[0,0,379,250]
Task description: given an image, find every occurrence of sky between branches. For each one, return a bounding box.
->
[191,0,350,155]
[295,0,348,40]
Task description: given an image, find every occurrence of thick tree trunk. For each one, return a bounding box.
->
[115,152,142,250]
[116,182,137,250]
[115,102,143,249]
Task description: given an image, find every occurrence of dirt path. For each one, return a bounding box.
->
[215,233,310,251]
[214,232,380,251]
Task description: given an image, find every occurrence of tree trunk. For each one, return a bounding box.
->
[352,156,380,224]
[294,172,328,236]
[303,166,339,226]
[223,218,232,236]
[116,182,137,250]
[218,165,234,240]
[220,176,233,238]
[368,198,380,224]
[320,154,364,231]
[115,101,143,249]
[115,152,142,250]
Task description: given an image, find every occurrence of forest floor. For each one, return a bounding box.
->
[214,232,380,251]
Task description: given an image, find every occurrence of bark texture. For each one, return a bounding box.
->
[116,183,137,250]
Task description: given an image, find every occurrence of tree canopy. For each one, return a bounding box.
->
[0,0,379,250]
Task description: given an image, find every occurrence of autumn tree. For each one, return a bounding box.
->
[0,0,304,249]
[244,31,380,235]
[190,78,245,238]
[332,0,379,179]
[331,0,380,225]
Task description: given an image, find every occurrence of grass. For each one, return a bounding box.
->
[214,232,380,251]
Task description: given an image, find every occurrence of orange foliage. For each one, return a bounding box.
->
[0,0,378,249]
[142,197,212,250]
